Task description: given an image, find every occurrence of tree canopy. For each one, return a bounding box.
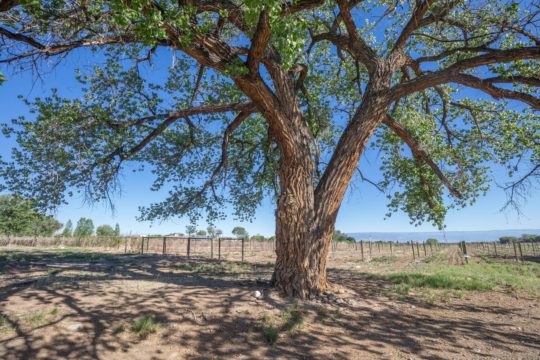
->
[0,194,62,236]
[73,217,94,237]
[0,1,538,227]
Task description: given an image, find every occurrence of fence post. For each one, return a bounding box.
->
[211,237,214,259]
[124,237,128,254]
[146,237,149,252]
[162,237,166,255]
[518,242,524,262]
[462,241,468,264]
[218,237,222,260]
[241,237,245,263]
[360,240,364,262]
[369,241,372,257]
[493,242,497,256]
[416,242,420,258]
[423,242,427,256]
[187,237,191,258]
[512,241,519,262]
[411,241,416,260]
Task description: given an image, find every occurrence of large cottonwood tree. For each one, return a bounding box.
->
[0,0,538,297]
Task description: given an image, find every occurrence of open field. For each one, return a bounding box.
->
[0,244,539,359]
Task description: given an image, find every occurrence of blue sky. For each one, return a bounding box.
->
[1,49,539,237]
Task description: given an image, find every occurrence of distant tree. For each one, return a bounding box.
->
[232,226,248,239]
[96,224,115,237]
[30,216,62,236]
[185,225,196,237]
[207,225,216,238]
[0,194,62,236]
[114,223,120,237]
[251,234,266,242]
[196,229,207,237]
[521,234,540,243]
[62,220,73,237]
[426,238,438,246]
[332,230,356,243]
[74,218,94,237]
[499,236,519,244]
[215,229,223,237]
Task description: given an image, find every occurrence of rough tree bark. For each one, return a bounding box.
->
[272,65,392,298]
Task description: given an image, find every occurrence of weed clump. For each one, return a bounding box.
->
[131,314,160,337]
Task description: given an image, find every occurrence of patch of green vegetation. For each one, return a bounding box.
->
[258,302,308,344]
[282,302,305,335]
[421,255,437,263]
[168,261,252,274]
[24,307,59,328]
[131,314,160,337]
[0,314,15,336]
[370,256,399,263]
[259,314,279,345]
[391,283,412,295]
[0,315,7,327]
[384,272,492,291]
[381,261,540,293]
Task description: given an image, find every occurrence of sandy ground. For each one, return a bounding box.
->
[0,246,539,360]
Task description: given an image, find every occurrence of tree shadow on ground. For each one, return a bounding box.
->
[0,249,538,359]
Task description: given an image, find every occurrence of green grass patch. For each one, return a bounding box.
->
[370,256,399,263]
[169,261,252,274]
[131,314,160,337]
[259,314,279,345]
[282,302,306,335]
[23,307,59,328]
[381,261,540,293]
[258,302,308,345]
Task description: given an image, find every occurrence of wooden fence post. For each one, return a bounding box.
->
[411,241,416,260]
[518,242,524,262]
[187,237,191,258]
[140,237,145,254]
[218,237,222,260]
[423,242,427,256]
[416,242,420,258]
[124,238,128,254]
[241,237,245,263]
[360,240,364,262]
[211,237,214,259]
[462,241,468,264]
[493,242,497,256]
[162,237,166,255]
[512,241,519,262]
[146,237,149,252]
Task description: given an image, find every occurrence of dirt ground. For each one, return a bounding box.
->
[0,245,539,360]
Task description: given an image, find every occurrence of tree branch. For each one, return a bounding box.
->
[382,115,463,198]
[247,10,270,76]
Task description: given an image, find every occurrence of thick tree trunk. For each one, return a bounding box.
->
[271,72,392,298]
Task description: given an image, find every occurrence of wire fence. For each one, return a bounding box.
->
[0,235,454,263]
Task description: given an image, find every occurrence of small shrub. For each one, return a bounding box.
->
[282,302,305,335]
[131,314,160,337]
[259,314,279,345]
